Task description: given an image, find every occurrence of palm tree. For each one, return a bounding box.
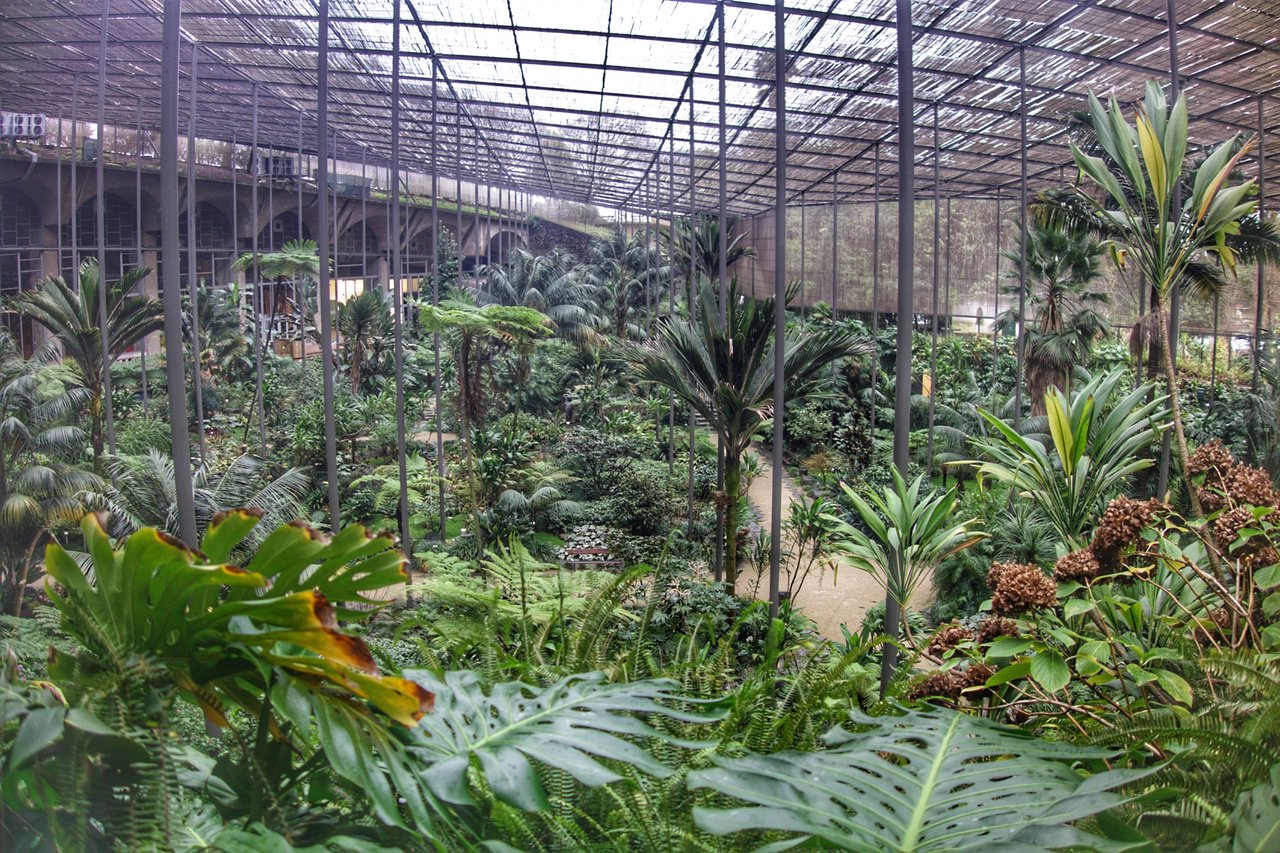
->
[419,297,553,543]
[0,335,100,615]
[631,277,867,584]
[1070,81,1261,517]
[997,218,1109,414]
[337,288,392,394]
[84,450,309,556]
[477,248,599,344]
[590,228,669,338]
[184,281,251,392]
[12,261,162,466]
[662,213,756,283]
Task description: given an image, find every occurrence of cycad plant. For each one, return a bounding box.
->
[0,336,98,615]
[337,287,393,393]
[477,247,599,344]
[997,217,1109,414]
[84,449,309,557]
[1070,81,1259,515]
[590,227,669,338]
[662,212,756,282]
[632,278,865,584]
[12,261,162,465]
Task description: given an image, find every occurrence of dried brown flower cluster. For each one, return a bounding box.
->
[1093,496,1163,560]
[927,624,973,657]
[988,561,1057,615]
[960,663,995,696]
[1054,548,1102,582]
[976,615,1020,645]
[906,671,963,703]
[907,665,996,705]
[1190,440,1278,514]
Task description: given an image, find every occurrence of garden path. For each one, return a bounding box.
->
[737,448,933,641]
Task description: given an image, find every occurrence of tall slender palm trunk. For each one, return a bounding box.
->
[1153,295,1204,520]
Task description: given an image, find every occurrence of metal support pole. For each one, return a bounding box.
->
[432,57,446,545]
[800,193,807,317]
[926,104,940,475]
[297,116,306,367]
[250,84,264,453]
[161,0,196,544]
[687,89,697,537]
[316,0,340,529]
[993,190,1000,347]
[361,145,368,286]
[57,110,64,275]
[667,134,676,471]
[769,0,787,622]
[714,0,728,584]
[831,170,838,314]
[391,0,411,554]
[96,0,116,457]
[886,0,915,693]
[71,79,80,277]
[1158,0,1181,497]
[1015,46,1029,428]
[870,144,880,433]
[1210,291,1219,411]
[137,100,149,417]
[186,43,206,460]
[1254,96,1267,392]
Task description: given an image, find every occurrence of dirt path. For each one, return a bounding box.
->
[736,448,932,640]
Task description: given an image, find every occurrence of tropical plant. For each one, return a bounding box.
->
[232,238,321,349]
[183,281,250,388]
[477,247,599,344]
[8,512,427,849]
[662,212,755,283]
[337,287,393,393]
[83,449,309,556]
[997,217,1109,413]
[419,297,552,542]
[632,278,865,583]
[690,705,1152,851]
[590,227,669,338]
[968,369,1168,547]
[0,336,98,615]
[1069,80,1259,516]
[826,470,985,646]
[11,260,162,464]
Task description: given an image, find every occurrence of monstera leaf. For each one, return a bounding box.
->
[404,670,723,812]
[690,705,1151,852]
[1203,763,1280,852]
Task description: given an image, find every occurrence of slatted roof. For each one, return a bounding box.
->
[0,0,1277,216]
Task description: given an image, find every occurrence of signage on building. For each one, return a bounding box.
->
[0,112,46,139]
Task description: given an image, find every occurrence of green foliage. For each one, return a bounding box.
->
[692,705,1149,852]
[970,369,1167,547]
[404,670,721,812]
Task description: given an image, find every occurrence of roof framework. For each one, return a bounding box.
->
[1,0,1277,216]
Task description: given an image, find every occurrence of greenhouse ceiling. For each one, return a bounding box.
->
[0,0,1277,215]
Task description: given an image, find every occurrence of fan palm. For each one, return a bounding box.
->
[478,247,599,344]
[997,218,1109,414]
[1069,81,1262,516]
[632,277,867,584]
[84,449,310,556]
[12,261,162,465]
[337,288,393,394]
[0,336,99,615]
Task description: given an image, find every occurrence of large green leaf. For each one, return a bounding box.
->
[1202,762,1280,852]
[404,670,723,812]
[690,705,1149,852]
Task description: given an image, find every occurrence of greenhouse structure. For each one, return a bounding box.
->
[1,0,1279,849]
